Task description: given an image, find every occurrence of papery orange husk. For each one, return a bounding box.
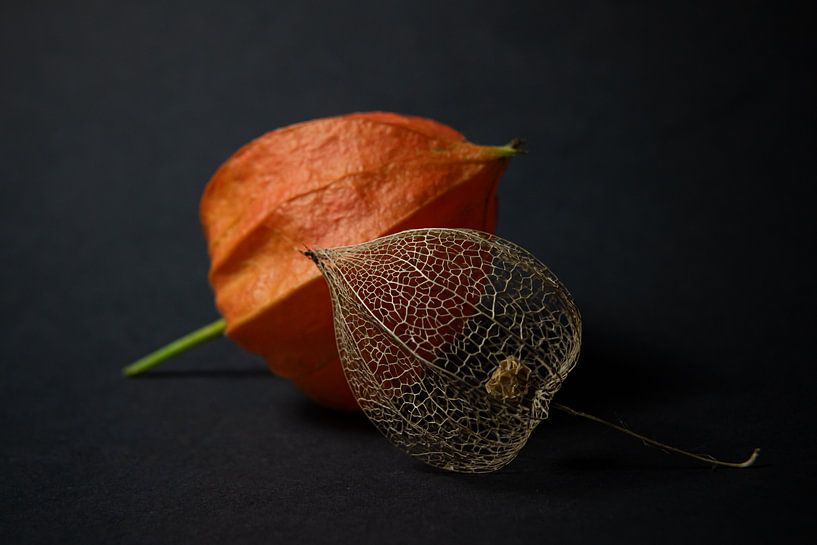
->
[200,112,517,410]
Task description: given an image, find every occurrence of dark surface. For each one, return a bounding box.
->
[2,1,815,543]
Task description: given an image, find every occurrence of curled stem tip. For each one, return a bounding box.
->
[122,318,226,377]
[554,403,759,469]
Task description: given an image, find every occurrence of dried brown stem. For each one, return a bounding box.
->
[553,403,759,469]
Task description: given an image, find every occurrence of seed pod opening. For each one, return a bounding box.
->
[309,228,582,472]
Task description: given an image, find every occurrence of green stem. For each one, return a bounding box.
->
[122,318,226,377]
[493,138,527,157]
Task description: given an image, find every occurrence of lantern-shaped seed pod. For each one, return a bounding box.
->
[307,228,582,473]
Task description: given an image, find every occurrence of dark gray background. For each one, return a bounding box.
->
[2,1,815,544]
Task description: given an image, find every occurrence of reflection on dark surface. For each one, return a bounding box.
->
[132,367,274,379]
[294,398,373,434]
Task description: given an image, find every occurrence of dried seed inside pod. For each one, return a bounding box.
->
[307,228,582,473]
[486,356,532,401]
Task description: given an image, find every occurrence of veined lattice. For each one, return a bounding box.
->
[307,228,582,472]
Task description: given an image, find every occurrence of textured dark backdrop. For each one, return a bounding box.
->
[2,1,815,544]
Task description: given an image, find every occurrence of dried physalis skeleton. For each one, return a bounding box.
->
[306,228,759,473]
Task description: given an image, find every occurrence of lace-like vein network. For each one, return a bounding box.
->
[309,228,582,473]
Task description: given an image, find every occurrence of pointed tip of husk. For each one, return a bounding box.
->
[302,248,321,265]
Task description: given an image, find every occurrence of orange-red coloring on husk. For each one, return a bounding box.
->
[200,112,519,410]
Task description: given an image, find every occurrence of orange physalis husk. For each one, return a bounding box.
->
[199,112,521,409]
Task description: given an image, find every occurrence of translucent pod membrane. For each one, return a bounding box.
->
[307,228,582,473]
